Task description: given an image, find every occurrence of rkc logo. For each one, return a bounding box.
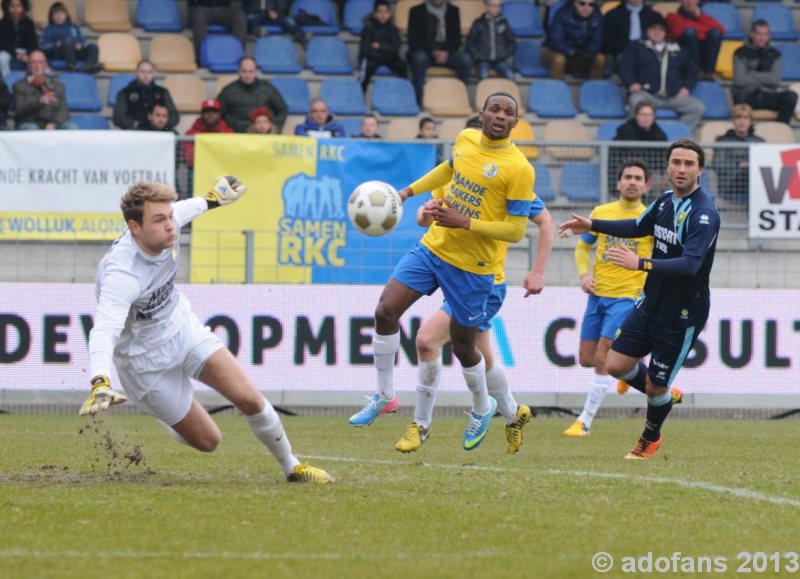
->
[761,147,800,203]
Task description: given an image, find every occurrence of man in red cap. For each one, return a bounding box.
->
[247,106,275,134]
[182,99,235,168]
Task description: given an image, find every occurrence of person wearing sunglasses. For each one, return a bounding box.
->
[541,0,605,80]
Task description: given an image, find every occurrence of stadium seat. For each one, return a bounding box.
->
[371,78,420,116]
[659,120,693,140]
[700,168,717,198]
[751,109,778,121]
[528,79,576,118]
[213,74,238,98]
[3,71,24,89]
[280,115,304,135]
[715,40,743,80]
[84,0,132,32]
[254,36,301,74]
[150,35,197,73]
[701,3,745,40]
[655,107,679,119]
[137,0,183,33]
[320,78,367,116]
[291,0,340,35]
[560,162,601,202]
[501,2,544,37]
[271,77,311,115]
[343,0,373,35]
[452,0,486,36]
[699,120,732,143]
[544,120,593,159]
[546,0,565,28]
[386,117,422,140]
[71,114,110,130]
[692,81,730,119]
[579,80,626,118]
[596,120,624,141]
[32,0,77,29]
[423,78,472,116]
[163,75,207,113]
[107,73,135,107]
[752,5,798,41]
[336,117,362,137]
[306,38,353,74]
[59,73,103,112]
[651,2,678,18]
[754,121,795,143]
[515,40,548,78]
[393,0,415,35]
[510,119,538,159]
[600,1,620,15]
[98,33,142,72]
[200,35,243,73]
[775,44,800,81]
[475,79,525,114]
[532,163,556,201]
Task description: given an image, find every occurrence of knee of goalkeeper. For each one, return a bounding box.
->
[204,175,248,206]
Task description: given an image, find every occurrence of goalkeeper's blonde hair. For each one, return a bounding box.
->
[121,182,178,224]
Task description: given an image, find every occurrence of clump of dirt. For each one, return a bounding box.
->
[78,415,155,479]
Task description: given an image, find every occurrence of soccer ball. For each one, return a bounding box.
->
[347,180,403,237]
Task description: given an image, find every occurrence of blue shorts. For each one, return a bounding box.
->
[392,243,494,327]
[580,295,636,342]
[611,305,706,388]
[442,282,507,332]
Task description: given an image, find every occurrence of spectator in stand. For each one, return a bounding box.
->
[357,113,381,138]
[0,78,9,129]
[358,0,406,93]
[188,0,248,63]
[0,0,37,79]
[609,100,667,191]
[247,106,276,134]
[407,0,472,105]
[113,60,179,130]
[183,99,234,168]
[244,0,309,46]
[666,0,724,79]
[40,2,100,73]
[417,115,437,138]
[603,0,657,69]
[218,57,288,133]
[13,49,76,130]
[732,20,798,126]
[140,103,174,132]
[714,103,764,204]
[541,0,605,80]
[464,0,515,81]
[294,97,346,138]
[618,13,705,130]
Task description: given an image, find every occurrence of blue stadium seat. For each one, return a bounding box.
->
[691,81,730,119]
[320,77,367,116]
[501,2,544,37]
[254,36,301,74]
[271,77,311,114]
[370,78,420,116]
[655,108,679,119]
[527,79,576,117]
[71,114,110,130]
[579,80,626,118]
[561,162,600,202]
[339,117,364,137]
[659,120,693,140]
[752,5,798,41]
[136,0,183,32]
[291,0,340,35]
[3,71,25,89]
[48,58,86,71]
[59,73,103,111]
[343,0,373,35]
[200,35,243,72]
[701,3,745,40]
[532,163,556,201]
[108,72,135,106]
[700,168,718,198]
[776,44,800,80]
[546,0,565,28]
[306,37,353,74]
[207,24,229,33]
[515,40,548,78]
[596,121,624,141]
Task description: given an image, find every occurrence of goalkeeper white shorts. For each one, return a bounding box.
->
[114,314,224,426]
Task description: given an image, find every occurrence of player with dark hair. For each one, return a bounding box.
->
[349,92,535,452]
[559,139,720,459]
[81,178,332,483]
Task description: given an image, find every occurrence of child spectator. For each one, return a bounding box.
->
[357,113,381,138]
[416,115,437,139]
[40,2,100,73]
[358,0,406,92]
[247,106,276,134]
[465,0,516,81]
[0,0,37,79]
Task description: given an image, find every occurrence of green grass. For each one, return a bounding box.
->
[2,414,800,578]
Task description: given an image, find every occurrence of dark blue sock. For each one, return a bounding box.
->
[643,391,673,442]
[620,361,648,394]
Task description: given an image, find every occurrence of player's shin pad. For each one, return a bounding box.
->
[79,375,128,416]
[203,175,248,206]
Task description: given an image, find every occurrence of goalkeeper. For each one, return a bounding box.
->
[81,177,332,484]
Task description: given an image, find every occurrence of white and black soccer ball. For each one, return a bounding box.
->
[347,180,403,237]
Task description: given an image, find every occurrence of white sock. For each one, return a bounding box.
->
[462,355,490,416]
[486,364,517,423]
[158,419,189,446]
[373,331,400,400]
[578,374,612,428]
[246,400,300,476]
[414,359,441,429]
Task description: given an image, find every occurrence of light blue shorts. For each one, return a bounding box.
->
[580,294,636,341]
[442,282,507,332]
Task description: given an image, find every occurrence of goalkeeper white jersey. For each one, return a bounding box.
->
[89,197,207,378]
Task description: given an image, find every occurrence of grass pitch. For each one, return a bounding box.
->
[1,413,799,578]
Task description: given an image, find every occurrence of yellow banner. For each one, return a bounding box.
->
[190,134,317,283]
[0,212,126,241]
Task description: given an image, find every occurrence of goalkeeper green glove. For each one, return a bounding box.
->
[79,375,128,416]
[204,175,248,206]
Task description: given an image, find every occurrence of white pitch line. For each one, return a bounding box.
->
[304,455,800,509]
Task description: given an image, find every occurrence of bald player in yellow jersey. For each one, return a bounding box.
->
[563,160,654,437]
[349,93,535,452]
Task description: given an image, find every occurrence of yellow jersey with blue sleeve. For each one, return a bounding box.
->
[410,129,535,275]
[576,199,653,299]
